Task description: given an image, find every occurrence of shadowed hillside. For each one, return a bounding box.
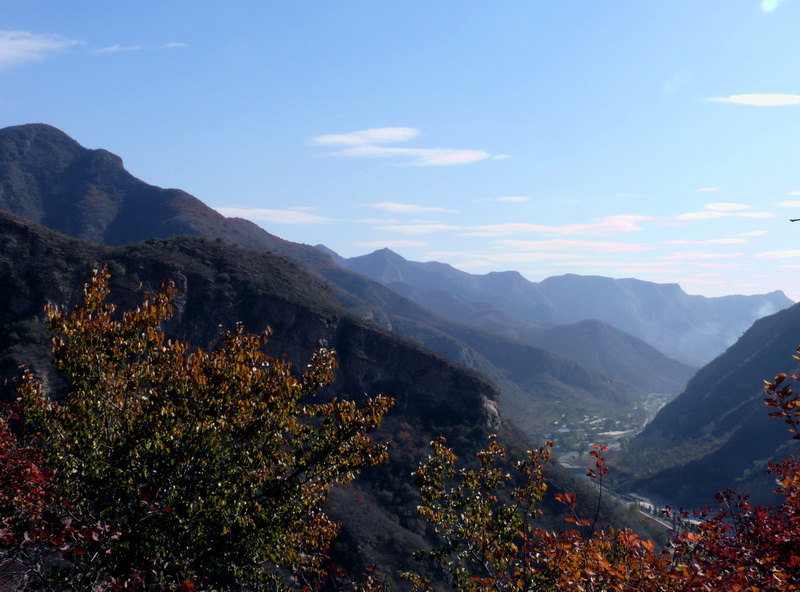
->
[616,302,800,507]
[0,123,642,438]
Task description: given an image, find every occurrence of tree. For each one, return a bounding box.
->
[405,356,800,591]
[6,268,393,590]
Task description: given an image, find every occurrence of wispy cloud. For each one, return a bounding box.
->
[776,200,800,207]
[466,215,652,237]
[757,250,800,259]
[429,252,583,266]
[355,217,401,224]
[494,239,650,252]
[355,240,428,249]
[706,93,800,106]
[376,223,458,235]
[93,44,144,53]
[705,202,750,212]
[696,187,722,192]
[368,201,455,214]
[311,127,420,146]
[0,30,81,68]
[216,207,332,224]
[674,202,773,221]
[311,126,497,166]
[335,145,491,166]
[665,251,744,260]
[93,42,187,54]
[739,230,767,237]
[662,237,747,245]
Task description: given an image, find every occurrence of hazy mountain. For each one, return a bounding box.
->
[616,302,800,507]
[333,246,791,367]
[537,274,791,367]
[523,319,695,396]
[0,123,638,440]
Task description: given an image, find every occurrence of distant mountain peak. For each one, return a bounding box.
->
[348,247,409,265]
[373,247,406,259]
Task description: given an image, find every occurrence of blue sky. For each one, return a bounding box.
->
[4,1,800,298]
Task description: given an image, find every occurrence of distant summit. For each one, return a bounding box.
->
[332,246,792,367]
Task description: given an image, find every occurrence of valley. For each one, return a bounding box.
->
[0,123,797,584]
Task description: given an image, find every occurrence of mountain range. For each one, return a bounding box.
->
[331,246,791,368]
[2,121,798,554]
[0,122,674,438]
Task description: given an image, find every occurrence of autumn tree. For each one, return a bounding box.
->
[405,353,800,591]
[4,269,393,590]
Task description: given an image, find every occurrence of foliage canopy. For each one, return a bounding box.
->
[3,269,393,590]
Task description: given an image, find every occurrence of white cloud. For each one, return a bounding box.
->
[757,250,800,259]
[696,187,722,192]
[311,127,421,146]
[706,93,800,106]
[355,240,427,248]
[615,193,641,198]
[355,217,401,224]
[432,252,583,266]
[662,238,747,245]
[788,190,800,196]
[739,230,767,237]
[335,145,491,166]
[674,203,773,221]
[665,252,744,260]
[494,239,650,253]
[368,201,455,214]
[216,207,332,224]
[0,30,81,68]
[467,215,652,237]
[93,42,187,54]
[311,127,498,166]
[93,44,143,53]
[376,223,457,235]
[705,202,751,211]
[777,200,800,207]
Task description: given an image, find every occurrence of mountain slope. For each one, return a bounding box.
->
[525,319,695,396]
[616,302,800,507]
[331,247,696,394]
[0,210,657,578]
[0,209,501,579]
[0,123,639,438]
[538,274,791,367]
[0,123,331,267]
[335,247,791,367]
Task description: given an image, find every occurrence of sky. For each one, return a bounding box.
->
[3,1,800,299]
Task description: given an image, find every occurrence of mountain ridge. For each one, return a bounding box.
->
[333,245,791,367]
[0,122,643,439]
